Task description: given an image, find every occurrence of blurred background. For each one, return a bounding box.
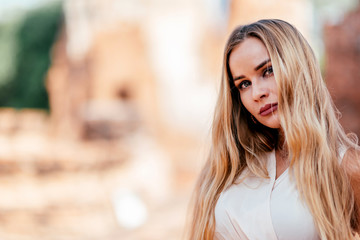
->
[0,0,359,239]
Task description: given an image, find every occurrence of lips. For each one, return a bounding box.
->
[259,103,278,116]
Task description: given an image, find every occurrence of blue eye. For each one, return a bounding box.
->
[263,66,273,77]
[238,80,251,90]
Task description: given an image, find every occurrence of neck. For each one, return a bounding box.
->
[277,128,286,148]
[276,128,288,157]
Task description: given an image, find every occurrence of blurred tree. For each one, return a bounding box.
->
[0,1,62,110]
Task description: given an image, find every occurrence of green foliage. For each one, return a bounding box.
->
[0,1,63,109]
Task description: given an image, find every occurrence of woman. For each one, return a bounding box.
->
[188,19,360,240]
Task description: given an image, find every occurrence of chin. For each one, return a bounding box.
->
[262,115,280,129]
[268,124,281,129]
[260,120,281,129]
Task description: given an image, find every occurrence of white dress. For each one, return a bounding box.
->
[214,148,347,240]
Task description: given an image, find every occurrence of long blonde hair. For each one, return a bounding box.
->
[188,19,359,240]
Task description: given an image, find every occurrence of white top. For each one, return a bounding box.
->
[214,148,347,240]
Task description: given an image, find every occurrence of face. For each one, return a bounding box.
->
[229,37,280,129]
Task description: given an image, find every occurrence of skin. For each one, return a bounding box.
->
[229,38,360,221]
[229,37,287,178]
[229,37,280,129]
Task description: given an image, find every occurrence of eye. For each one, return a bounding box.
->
[238,80,251,90]
[263,66,274,78]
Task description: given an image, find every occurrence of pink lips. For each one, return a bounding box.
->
[259,103,278,116]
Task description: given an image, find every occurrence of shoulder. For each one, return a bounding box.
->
[341,147,360,208]
[341,147,360,232]
[341,147,360,180]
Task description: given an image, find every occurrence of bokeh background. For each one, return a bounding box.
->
[0,0,359,239]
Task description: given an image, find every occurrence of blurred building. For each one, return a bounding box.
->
[0,0,318,239]
[228,0,313,39]
[45,0,313,237]
[324,3,360,138]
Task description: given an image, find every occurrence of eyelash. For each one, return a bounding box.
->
[238,80,251,90]
[263,66,273,78]
[237,66,274,90]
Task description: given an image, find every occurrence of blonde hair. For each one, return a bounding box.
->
[188,19,359,240]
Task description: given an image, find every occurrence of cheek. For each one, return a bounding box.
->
[270,78,279,93]
[239,93,252,113]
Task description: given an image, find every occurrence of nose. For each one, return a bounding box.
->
[252,81,269,101]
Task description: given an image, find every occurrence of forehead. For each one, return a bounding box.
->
[229,37,270,76]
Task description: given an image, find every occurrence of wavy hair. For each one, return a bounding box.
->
[187,19,359,239]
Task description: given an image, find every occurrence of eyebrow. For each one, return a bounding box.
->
[233,58,271,82]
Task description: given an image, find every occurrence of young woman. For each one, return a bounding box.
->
[188,19,360,240]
